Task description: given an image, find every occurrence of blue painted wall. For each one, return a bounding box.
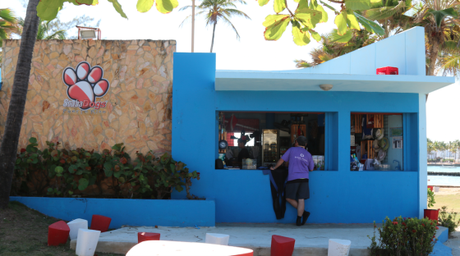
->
[10,197,216,228]
[172,53,421,224]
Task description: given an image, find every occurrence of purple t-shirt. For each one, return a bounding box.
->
[281,147,314,181]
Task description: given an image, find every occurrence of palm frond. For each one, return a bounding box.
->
[221,15,240,39]
[178,0,250,50]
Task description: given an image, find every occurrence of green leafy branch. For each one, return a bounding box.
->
[36,0,179,21]
[261,0,385,46]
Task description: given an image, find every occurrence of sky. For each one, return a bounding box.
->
[1,0,459,142]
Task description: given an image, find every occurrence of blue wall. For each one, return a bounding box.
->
[172,53,421,224]
[10,197,216,228]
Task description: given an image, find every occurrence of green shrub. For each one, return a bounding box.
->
[427,188,436,208]
[368,216,438,256]
[12,137,200,199]
[438,206,460,235]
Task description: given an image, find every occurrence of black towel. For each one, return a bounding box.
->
[269,168,288,219]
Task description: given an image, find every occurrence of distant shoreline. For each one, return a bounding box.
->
[428,163,460,166]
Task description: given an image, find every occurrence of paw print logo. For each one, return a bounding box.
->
[63,61,110,110]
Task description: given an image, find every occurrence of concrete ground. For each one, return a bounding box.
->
[70,223,452,256]
[444,230,460,256]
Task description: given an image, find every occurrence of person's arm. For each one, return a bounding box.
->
[270,158,285,171]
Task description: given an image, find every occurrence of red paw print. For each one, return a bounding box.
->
[63,61,110,110]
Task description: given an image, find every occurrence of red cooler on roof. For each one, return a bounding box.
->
[376,66,399,75]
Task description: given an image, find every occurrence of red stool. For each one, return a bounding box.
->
[138,232,161,243]
[376,66,399,75]
[271,235,295,256]
[90,214,111,232]
[48,220,70,246]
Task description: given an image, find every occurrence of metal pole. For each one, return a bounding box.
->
[192,0,195,52]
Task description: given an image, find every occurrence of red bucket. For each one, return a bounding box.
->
[424,209,439,222]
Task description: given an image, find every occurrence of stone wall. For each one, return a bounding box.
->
[1,39,175,157]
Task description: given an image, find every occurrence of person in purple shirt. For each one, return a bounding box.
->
[270,136,314,226]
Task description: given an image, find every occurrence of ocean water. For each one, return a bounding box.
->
[427,166,460,186]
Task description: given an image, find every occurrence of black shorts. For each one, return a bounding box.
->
[285,179,310,200]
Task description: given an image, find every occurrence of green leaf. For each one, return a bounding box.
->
[69,165,77,174]
[259,0,270,6]
[263,15,290,41]
[107,0,128,19]
[29,137,38,144]
[76,170,83,175]
[55,166,64,174]
[369,0,383,8]
[354,12,384,35]
[345,0,371,11]
[156,0,179,14]
[292,25,311,46]
[71,0,98,5]
[295,10,322,29]
[346,11,360,30]
[315,4,328,23]
[428,8,458,28]
[274,0,287,13]
[137,0,154,12]
[114,171,121,178]
[175,185,183,192]
[362,7,395,20]
[37,0,65,21]
[89,175,97,185]
[335,11,348,35]
[331,29,353,43]
[310,30,321,41]
[78,178,89,191]
[105,169,113,177]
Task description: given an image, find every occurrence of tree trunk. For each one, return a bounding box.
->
[427,40,440,76]
[0,0,40,210]
[210,22,217,53]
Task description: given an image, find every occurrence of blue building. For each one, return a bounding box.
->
[171,27,455,224]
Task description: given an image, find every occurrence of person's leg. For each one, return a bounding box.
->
[297,199,305,216]
[286,198,297,208]
[297,181,311,225]
[286,183,302,226]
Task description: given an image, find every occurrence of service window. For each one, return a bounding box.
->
[217,111,336,170]
[350,113,403,171]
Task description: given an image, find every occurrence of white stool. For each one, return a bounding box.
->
[205,233,230,245]
[328,239,351,256]
[67,219,88,240]
[76,228,101,256]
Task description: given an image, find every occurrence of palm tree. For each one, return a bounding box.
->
[0,8,18,47]
[0,0,40,209]
[297,0,460,83]
[413,0,460,76]
[361,0,414,39]
[180,0,251,52]
[17,18,66,40]
[427,138,435,159]
[0,8,19,69]
[296,29,378,68]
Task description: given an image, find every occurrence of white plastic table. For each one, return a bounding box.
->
[126,240,253,256]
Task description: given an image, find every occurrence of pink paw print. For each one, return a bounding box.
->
[63,61,109,110]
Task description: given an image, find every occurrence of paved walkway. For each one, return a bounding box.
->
[444,230,460,256]
[70,223,452,256]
